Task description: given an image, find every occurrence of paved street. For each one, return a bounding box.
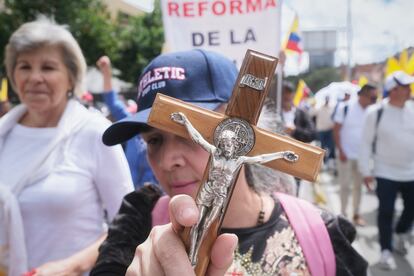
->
[299,170,414,276]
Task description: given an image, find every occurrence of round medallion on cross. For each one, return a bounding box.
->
[214,117,255,157]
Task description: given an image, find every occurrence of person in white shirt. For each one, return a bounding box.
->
[333,84,378,226]
[310,96,336,169]
[0,17,133,276]
[358,71,414,270]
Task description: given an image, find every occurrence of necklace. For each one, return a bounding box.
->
[257,194,265,225]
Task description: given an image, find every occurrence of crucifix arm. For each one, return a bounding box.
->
[241,150,299,165]
[170,112,216,154]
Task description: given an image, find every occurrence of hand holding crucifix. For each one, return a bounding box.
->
[171,111,298,265]
[148,49,324,275]
[98,48,371,276]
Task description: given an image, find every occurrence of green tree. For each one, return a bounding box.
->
[0,0,118,71]
[0,0,164,86]
[287,67,342,93]
[113,1,164,85]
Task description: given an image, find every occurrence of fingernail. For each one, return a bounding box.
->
[230,235,238,251]
[180,206,197,220]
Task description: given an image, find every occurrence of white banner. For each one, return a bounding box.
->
[161,0,282,68]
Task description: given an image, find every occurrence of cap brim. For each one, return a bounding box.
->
[102,101,223,146]
[400,75,414,86]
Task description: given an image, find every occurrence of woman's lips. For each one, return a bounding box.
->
[26,88,48,94]
[170,180,198,196]
[26,90,49,97]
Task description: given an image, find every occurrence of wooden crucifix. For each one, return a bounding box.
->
[147,49,324,275]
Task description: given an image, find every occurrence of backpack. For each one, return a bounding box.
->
[333,103,348,121]
[151,193,336,276]
[331,101,347,121]
[372,106,384,154]
[334,103,383,155]
[276,192,336,276]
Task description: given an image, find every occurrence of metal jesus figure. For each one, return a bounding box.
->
[171,111,299,266]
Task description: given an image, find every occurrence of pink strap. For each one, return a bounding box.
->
[276,192,336,276]
[151,195,171,227]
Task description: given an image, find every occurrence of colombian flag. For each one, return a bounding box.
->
[285,15,302,53]
[293,79,312,107]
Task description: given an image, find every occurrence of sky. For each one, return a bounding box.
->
[125,0,154,12]
[284,0,414,74]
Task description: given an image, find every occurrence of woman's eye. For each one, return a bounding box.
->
[144,134,162,147]
[42,65,56,71]
[17,64,30,70]
[147,137,160,145]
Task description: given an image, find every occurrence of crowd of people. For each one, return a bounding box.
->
[309,74,414,270]
[0,17,413,275]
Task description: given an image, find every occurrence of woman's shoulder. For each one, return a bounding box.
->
[72,107,113,141]
[320,209,356,242]
[83,111,112,131]
[112,184,164,223]
[122,184,163,210]
[92,184,163,273]
[319,209,368,275]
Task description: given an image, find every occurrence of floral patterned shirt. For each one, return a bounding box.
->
[222,201,310,276]
[91,185,368,276]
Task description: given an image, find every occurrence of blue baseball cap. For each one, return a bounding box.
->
[103,49,238,145]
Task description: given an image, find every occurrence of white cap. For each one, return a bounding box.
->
[384,70,414,91]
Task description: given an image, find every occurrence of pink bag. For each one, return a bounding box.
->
[151,195,170,227]
[276,192,336,276]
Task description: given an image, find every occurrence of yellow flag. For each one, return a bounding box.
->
[293,79,305,107]
[399,49,408,71]
[385,57,402,77]
[0,78,8,102]
[406,53,414,75]
[358,75,369,87]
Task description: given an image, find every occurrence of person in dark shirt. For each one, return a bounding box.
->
[281,81,316,143]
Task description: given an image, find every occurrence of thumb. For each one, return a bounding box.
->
[206,234,238,276]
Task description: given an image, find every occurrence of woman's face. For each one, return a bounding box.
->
[141,128,209,197]
[13,45,72,115]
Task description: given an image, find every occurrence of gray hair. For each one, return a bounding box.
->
[245,100,297,195]
[4,16,86,97]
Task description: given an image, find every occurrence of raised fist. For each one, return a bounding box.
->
[96,56,111,74]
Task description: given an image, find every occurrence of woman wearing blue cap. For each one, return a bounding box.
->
[91,49,367,276]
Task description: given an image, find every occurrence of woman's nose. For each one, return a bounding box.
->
[158,136,186,170]
[28,69,44,83]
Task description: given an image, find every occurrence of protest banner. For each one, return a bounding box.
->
[161,0,282,68]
